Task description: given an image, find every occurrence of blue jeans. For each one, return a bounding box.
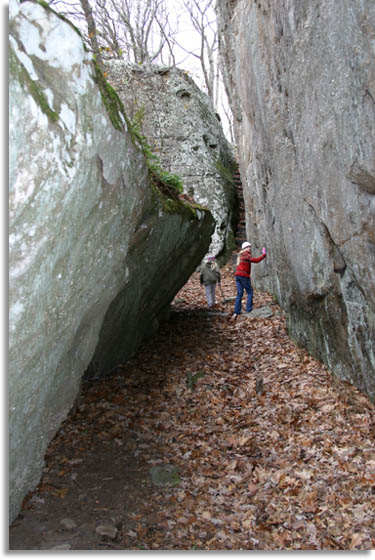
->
[234,276,253,314]
[204,283,216,307]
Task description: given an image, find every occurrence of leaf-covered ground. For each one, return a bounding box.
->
[10,265,375,550]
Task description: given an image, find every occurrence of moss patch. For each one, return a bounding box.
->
[9,44,59,123]
[93,59,127,131]
[150,182,201,219]
[215,158,237,203]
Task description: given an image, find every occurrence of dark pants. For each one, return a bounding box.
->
[234,276,253,314]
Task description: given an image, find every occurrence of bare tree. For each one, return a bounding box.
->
[47,0,82,20]
[46,0,176,67]
[80,0,104,67]
[173,0,219,108]
[92,0,177,67]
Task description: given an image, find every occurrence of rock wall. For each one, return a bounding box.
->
[105,62,238,262]
[9,0,214,522]
[217,0,375,400]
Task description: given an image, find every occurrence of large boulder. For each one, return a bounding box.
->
[9,0,213,522]
[217,0,375,400]
[106,61,238,262]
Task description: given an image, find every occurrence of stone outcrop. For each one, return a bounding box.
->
[105,61,238,262]
[9,0,214,522]
[217,0,375,400]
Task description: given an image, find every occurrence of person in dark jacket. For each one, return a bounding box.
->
[200,255,221,308]
[231,241,266,320]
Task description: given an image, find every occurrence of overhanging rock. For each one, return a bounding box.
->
[9,0,213,523]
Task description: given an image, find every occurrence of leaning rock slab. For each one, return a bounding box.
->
[9,0,213,523]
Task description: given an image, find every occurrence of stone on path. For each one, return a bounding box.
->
[60,518,77,530]
[150,464,180,487]
[245,306,273,319]
[95,523,118,539]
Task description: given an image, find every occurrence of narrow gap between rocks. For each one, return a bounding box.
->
[9,264,375,550]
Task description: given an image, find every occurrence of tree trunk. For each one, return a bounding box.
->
[79,0,104,69]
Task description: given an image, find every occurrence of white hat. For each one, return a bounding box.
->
[241,241,251,249]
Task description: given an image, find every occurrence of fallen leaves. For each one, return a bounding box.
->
[20,264,375,550]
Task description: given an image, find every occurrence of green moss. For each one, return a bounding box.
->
[215,157,241,239]
[164,198,190,217]
[150,182,197,219]
[215,158,235,185]
[215,158,237,203]
[29,79,59,122]
[9,45,59,123]
[93,59,127,131]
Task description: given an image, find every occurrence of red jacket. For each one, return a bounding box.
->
[235,248,266,278]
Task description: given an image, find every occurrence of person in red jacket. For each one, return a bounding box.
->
[231,241,266,320]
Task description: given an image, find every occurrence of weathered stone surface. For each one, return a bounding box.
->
[106,61,238,262]
[9,0,213,522]
[217,0,375,399]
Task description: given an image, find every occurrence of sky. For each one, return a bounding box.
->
[160,0,233,140]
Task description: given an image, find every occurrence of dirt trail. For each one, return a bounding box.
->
[9,265,375,550]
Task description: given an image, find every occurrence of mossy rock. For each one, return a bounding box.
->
[149,464,180,487]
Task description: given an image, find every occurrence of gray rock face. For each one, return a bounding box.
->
[105,61,238,262]
[217,0,375,399]
[9,1,213,522]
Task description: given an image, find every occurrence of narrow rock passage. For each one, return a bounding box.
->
[9,265,375,550]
